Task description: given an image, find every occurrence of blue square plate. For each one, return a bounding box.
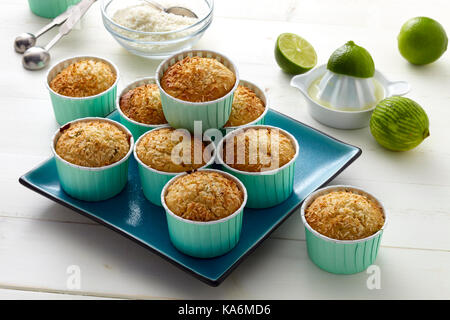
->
[19,110,361,286]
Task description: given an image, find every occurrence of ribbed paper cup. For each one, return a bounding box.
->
[134,126,216,207]
[116,77,168,140]
[28,0,81,18]
[221,79,269,136]
[51,117,134,202]
[161,169,247,258]
[300,185,388,274]
[217,125,300,209]
[155,49,239,132]
[46,56,120,125]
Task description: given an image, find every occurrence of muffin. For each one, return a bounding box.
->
[160,56,236,102]
[50,59,116,97]
[119,83,166,125]
[300,186,386,274]
[136,127,211,173]
[164,171,244,222]
[218,125,299,209]
[52,118,133,202]
[305,190,385,241]
[223,127,296,172]
[224,85,266,127]
[55,120,130,168]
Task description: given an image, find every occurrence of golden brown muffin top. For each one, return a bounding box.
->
[55,120,130,168]
[50,60,116,98]
[165,171,244,222]
[160,56,236,102]
[223,127,296,172]
[305,190,385,241]
[136,127,211,173]
[120,84,167,125]
[224,85,266,127]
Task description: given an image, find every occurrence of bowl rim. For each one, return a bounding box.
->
[46,55,120,101]
[222,79,269,130]
[101,0,214,36]
[51,117,134,171]
[133,125,217,176]
[216,124,300,176]
[155,49,240,106]
[116,76,168,128]
[160,168,248,226]
[300,185,388,244]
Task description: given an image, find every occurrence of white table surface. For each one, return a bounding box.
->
[1,0,449,300]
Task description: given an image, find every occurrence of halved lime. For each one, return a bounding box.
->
[327,41,375,78]
[275,33,317,74]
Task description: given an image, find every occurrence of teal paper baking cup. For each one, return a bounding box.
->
[28,0,81,18]
[46,56,120,125]
[134,126,216,207]
[300,185,388,274]
[161,169,247,258]
[156,50,239,132]
[221,79,269,136]
[117,77,168,140]
[217,125,299,208]
[51,117,134,201]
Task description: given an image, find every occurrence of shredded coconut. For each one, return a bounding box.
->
[112,4,197,33]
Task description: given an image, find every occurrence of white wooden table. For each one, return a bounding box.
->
[1,0,449,300]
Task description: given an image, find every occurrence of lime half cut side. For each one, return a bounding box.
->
[275,33,317,74]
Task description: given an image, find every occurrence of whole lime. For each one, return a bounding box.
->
[398,17,448,65]
[275,33,317,74]
[327,41,375,78]
[370,97,430,151]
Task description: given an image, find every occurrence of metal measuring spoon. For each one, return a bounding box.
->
[143,0,198,18]
[22,0,96,70]
[14,7,74,54]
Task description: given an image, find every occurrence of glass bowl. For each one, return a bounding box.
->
[101,0,214,59]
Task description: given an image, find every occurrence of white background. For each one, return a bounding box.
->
[0,0,449,299]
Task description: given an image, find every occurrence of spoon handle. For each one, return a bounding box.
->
[44,0,96,51]
[142,0,165,11]
[34,4,76,38]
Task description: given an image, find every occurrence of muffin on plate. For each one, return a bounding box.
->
[156,50,239,132]
[52,117,133,202]
[117,77,167,140]
[300,185,387,274]
[56,120,130,167]
[119,83,166,125]
[134,126,215,206]
[224,85,266,128]
[47,56,119,125]
[50,59,116,98]
[136,127,211,173]
[164,171,244,222]
[305,190,384,241]
[161,56,236,103]
[218,125,299,208]
[223,127,296,172]
[161,169,247,258]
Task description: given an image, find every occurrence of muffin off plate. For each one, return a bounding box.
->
[300,185,387,274]
[161,169,248,258]
[46,56,119,125]
[28,0,81,18]
[156,50,239,132]
[217,125,300,209]
[52,117,134,202]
